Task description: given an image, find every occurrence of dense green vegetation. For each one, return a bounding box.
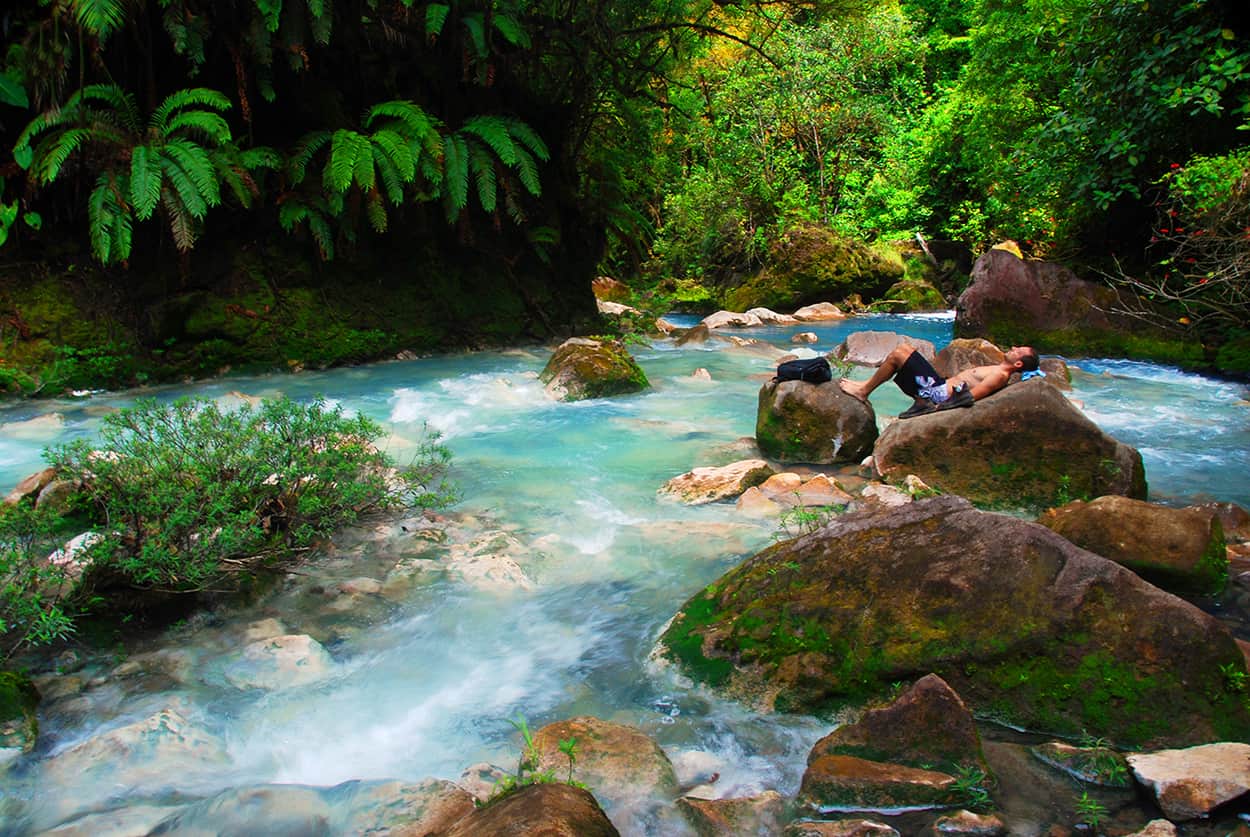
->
[0,0,1247,384]
[0,396,453,658]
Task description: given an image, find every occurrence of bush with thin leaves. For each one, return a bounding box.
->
[47,396,454,593]
[0,504,76,659]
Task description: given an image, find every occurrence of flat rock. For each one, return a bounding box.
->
[799,754,957,812]
[1126,741,1250,820]
[677,790,786,836]
[659,459,776,505]
[785,820,899,836]
[932,809,1008,836]
[793,303,847,322]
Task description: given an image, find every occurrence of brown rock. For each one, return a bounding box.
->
[658,459,776,505]
[1189,501,1250,542]
[809,674,987,775]
[874,379,1146,508]
[932,809,1007,836]
[932,339,1004,379]
[592,276,631,302]
[1122,820,1178,837]
[677,790,786,836]
[703,310,764,329]
[793,303,847,322]
[1039,496,1226,593]
[439,782,619,836]
[798,754,957,811]
[784,819,899,836]
[676,324,711,345]
[531,717,680,808]
[4,467,57,506]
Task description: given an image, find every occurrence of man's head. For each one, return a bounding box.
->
[1006,346,1039,372]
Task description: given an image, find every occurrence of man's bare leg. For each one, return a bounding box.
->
[838,344,914,402]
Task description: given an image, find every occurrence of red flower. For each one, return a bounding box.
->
[1170,162,1181,169]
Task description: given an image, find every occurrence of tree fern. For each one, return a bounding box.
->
[468,143,498,213]
[425,3,450,40]
[462,115,518,165]
[72,0,128,39]
[442,133,470,220]
[130,145,164,220]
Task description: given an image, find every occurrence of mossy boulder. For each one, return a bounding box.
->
[756,379,878,464]
[0,671,40,753]
[955,250,1201,365]
[654,496,1250,747]
[873,278,946,313]
[723,224,903,312]
[872,379,1146,509]
[1038,496,1227,594]
[539,338,650,401]
[442,783,619,837]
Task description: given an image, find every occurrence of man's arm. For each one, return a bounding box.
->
[967,368,1009,400]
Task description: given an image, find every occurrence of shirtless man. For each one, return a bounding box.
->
[838,343,1039,410]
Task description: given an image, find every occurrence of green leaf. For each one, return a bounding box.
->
[256,0,283,32]
[425,3,450,39]
[468,142,497,212]
[442,133,469,220]
[491,13,530,49]
[130,145,164,220]
[149,88,231,136]
[289,131,332,184]
[461,13,486,59]
[73,0,128,39]
[163,139,222,209]
[506,119,549,162]
[0,73,28,109]
[159,155,210,220]
[325,129,368,193]
[23,212,42,231]
[461,116,516,165]
[365,191,388,232]
[33,128,91,184]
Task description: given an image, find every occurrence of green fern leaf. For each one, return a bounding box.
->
[309,0,333,45]
[158,155,210,220]
[73,0,128,39]
[512,146,541,195]
[461,116,517,165]
[240,147,283,170]
[425,3,450,39]
[163,139,222,209]
[33,128,91,185]
[256,0,282,32]
[308,212,335,260]
[352,137,376,192]
[506,119,549,162]
[214,156,259,207]
[88,174,118,263]
[491,12,530,49]
[279,199,310,231]
[442,134,469,221]
[467,142,497,213]
[371,146,405,205]
[461,13,487,59]
[365,100,439,141]
[369,129,416,182]
[289,131,332,184]
[161,190,197,252]
[164,111,232,145]
[0,73,28,109]
[365,191,388,233]
[325,129,366,193]
[130,145,164,220]
[149,88,231,134]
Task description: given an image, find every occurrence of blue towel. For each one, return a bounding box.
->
[1021,369,1046,380]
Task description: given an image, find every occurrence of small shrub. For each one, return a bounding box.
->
[46,396,454,594]
[774,501,844,541]
[0,504,76,658]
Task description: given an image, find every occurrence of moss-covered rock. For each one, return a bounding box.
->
[873,278,947,313]
[872,379,1146,509]
[655,496,1250,747]
[722,225,903,313]
[955,250,1202,366]
[539,338,650,401]
[1039,496,1227,595]
[0,671,39,752]
[756,379,878,464]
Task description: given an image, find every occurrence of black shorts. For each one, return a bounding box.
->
[895,351,948,402]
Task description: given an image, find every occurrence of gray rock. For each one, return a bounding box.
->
[835,331,936,367]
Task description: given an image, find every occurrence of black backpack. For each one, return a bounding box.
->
[774,356,832,384]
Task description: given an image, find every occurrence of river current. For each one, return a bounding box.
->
[1,312,1248,834]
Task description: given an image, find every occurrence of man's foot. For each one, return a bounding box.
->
[838,378,870,402]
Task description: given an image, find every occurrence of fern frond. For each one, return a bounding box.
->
[163,139,222,209]
[371,145,405,205]
[369,128,416,182]
[32,128,91,185]
[502,183,525,225]
[214,157,258,207]
[150,88,231,135]
[309,0,333,45]
[161,190,197,252]
[308,212,335,260]
[325,129,369,193]
[425,3,450,39]
[130,145,164,220]
[289,131,332,183]
[14,113,55,156]
[460,12,488,59]
[73,0,128,39]
[352,137,376,192]
[72,84,141,132]
[506,119,550,162]
[441,133,469,221]
[88,174,118,263]
[256,0,282,32]
[240,147,282,170]
[512,146,541,195]
[365,191,388,233]
[365,100,438,141]
[279,199,310,232]
[461,116,516,165]
[163,111,232,145]
[467,142,497,213]
[159,155,210,220]
[491,12,531,49]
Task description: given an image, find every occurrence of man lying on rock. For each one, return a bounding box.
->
[839,343,1040,418]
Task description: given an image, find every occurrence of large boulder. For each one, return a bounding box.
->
[531,717,681,807]
[932,339,1004,378]
[874,278,946,313]
[955,250,1197,362]
[702,310,764,329]
[539,338,650,401]
[1039,496,1227,594]
[834,332,936,367]
[873,379,1146,508]
[1127,742,1250,821]
[756,380,878,464]
[654,496,1250,746]
[723,224,903,313]
[440,782,619,837]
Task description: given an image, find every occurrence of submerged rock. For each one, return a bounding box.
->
[1039,496,1227,594]
[873,379,1146,508]
[931,810,1007,836]
[1029,741,1131,788]
[654,496,1250,746]
[539,338,650,401]
[756,380,877,465]
[784,819,899,836]
[222,634,335,690]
